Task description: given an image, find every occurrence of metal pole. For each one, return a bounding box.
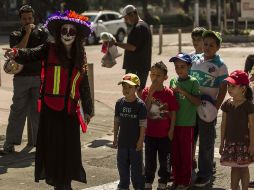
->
[158,25,163,55]
[220,21,224,33]
[150,25,153,47]
[178,29,182,53]
[88,63,94,117]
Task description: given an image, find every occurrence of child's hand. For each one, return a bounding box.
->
[250,75,254,82]
[113,139,118,149]
[149,79,160,94]
[136,139,143,151]
[168,129,174,141]
[173,86,185,95]
[219,143,224,155]
[249,145,254,156]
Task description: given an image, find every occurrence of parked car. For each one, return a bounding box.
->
[81,10,127,45]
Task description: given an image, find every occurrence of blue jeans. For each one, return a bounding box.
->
[117,148,144,189]
[197,117,216,181]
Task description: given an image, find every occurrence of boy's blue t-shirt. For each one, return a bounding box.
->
[115,97,147,148]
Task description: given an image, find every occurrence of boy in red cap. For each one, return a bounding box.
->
[220,70,254,190]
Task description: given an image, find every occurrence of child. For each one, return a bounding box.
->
[169,53,201,190]
[220,70,254,190]
[249,66,254,188]
[190,27,206,56]
[190,30,228,187]
[141,61,178,190]
[190,26,206,170]
[113,73,147,190]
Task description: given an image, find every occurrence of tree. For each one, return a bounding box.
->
[231,0,239,34]
[64,0,88,13]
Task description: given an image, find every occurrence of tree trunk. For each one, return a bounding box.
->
[232,0,239,35]
[206,0,211,29]
[141,0,148,15]
[194,0,199,27]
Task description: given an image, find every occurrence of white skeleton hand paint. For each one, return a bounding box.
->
[60,24,77,46]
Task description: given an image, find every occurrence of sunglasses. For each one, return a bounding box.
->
[61,27,77,36]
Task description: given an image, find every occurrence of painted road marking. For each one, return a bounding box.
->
[83,147,220,190]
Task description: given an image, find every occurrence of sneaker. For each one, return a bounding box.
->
[213,161,216,174]
[194,177,210,187]
[0,144,15,155]
[145,183,152,190]
[168,174,174,182]
[192,159,197,170]
[249,180,254,188]
[176,185,189,190]
[157,183,167,190]
[168,183,177,190]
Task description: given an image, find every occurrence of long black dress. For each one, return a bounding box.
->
[15,43,93,187]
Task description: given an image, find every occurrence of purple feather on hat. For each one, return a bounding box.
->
[44,10,94,37]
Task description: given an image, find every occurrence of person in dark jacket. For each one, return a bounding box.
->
[4,10,93,190]
[115,4,152,97]
[1,5,48,154]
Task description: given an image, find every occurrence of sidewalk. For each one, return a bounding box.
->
[1,85,253,190]
[1,33,254,189]
[0,86,117,190]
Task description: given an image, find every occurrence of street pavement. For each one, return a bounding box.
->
[0,33,254,190]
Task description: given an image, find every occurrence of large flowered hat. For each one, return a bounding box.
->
[44,10,93,37]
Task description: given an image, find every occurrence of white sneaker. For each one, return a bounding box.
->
[145,183,152,190]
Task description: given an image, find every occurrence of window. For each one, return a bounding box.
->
[98,14,108,22]
[107,14,118,21]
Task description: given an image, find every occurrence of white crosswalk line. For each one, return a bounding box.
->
[83,147,221,190]
[83,180,119,190]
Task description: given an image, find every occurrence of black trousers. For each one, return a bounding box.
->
[145,136,171,185]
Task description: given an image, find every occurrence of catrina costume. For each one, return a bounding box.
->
[13,10,93,188]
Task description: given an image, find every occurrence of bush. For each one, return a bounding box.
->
[159,14,193,27]
[223,29,251,36]
[143,13,160,25]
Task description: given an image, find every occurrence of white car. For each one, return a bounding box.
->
[81,11,127,45]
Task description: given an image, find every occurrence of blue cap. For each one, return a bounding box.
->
[169,53,192,65]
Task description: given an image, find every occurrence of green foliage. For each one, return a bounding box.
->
[64,0,88,13]
[223,29,251,36]
[159,14,193,27]
[143,14,160,25]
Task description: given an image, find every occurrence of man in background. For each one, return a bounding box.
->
[1,5,48,154]
[115,4,152,97]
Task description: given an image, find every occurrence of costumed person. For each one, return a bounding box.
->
[3,10,93,190]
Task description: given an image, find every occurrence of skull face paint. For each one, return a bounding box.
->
[60,24,77,46]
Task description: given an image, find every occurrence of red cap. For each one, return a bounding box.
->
[225,70,249,85]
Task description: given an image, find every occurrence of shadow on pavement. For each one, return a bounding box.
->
[87,139,114,148]
[0,145,35,175]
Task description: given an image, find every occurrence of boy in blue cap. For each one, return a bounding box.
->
[169,53,201,190]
